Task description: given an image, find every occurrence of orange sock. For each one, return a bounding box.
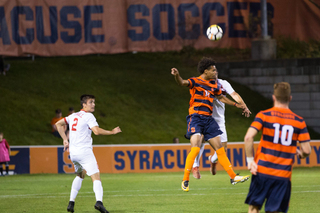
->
[183,147,200,181]
[216,147,236,179]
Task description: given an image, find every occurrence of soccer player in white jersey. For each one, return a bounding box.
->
[192,71,251,179]
[55,94,121,213]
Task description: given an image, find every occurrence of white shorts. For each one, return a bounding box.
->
[218,123,228,143]
[70,149,99,176]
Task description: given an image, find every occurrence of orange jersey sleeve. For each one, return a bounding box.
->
[51,117,63,132]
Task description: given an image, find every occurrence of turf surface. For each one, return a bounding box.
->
[1,167,319,213]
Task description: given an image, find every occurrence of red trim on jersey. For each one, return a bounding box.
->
[64,117,68,125]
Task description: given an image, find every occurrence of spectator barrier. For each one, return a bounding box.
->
[7,141,320,174]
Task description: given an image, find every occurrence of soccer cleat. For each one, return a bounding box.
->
[192,167,201,179]
[94,201,109,213]
[208,155,218,175]
[67,201,75,212]
[181,180,189,192]
[231,174,250,185]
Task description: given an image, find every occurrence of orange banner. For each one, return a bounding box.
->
[30,147,58,174]
[92,141,320,174]
[0,0,319,56]
[8,141,320,174]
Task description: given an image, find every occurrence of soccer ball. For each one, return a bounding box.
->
[206,25,223,41]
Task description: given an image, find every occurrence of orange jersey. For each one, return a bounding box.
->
[51,117,63,132]
[251,107,310,180]
[187,76,222,116]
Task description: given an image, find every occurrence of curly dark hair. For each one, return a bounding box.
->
[197,57,216,74]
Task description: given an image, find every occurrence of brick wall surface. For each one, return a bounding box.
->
[218,58,320,133]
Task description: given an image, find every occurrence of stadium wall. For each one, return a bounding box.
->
[218,58,320,134]
[0,0,320,56]
[6,141,320,174]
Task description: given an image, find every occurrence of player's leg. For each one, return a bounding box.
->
[245,175,275,213]
[208,123,228,175]
[208,136,249,184]
[181,115,203,191]
[248,205,260,213]
[209,142,227,175]
[91,172,109,213]
[67,169,85,212]
[205,120,247,184]
[5,161,9,175]
[204,117,237,180]
[91,172,103,202]
[193,142,204,168]
[192,135,205,179]
[68,160,85,213]
[264,178,291,213]
[83,151,109,213]
[70,171,85,201]
[0,163,3,176]
[207,136,235,178]
[181,133,201,192]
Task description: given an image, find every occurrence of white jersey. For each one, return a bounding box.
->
[65,110,99,155]
[212,79,235,124]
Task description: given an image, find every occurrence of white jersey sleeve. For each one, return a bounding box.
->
[220,79,235,95]
[212,79,235,124]
[86,113,99,129]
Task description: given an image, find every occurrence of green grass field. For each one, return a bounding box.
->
[1,167,319,213]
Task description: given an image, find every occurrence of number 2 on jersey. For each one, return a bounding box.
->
[71,118,78,131]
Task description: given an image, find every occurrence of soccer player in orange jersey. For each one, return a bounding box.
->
[192,69,251,179]
[244,82,312,213]
[171,57,250,192]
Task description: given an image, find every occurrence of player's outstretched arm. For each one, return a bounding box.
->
[171,68,189,86]
[217,95,246,110]
[91,126,122,136]
[230,92,251,117]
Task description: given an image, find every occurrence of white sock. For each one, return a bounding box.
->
[193,143,205,168]
[210,152,218,163]
[93,180,103,202]
[70,176,83,201]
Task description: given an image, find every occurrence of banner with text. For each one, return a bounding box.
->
[7,141,320,174]
[0,0,319,56]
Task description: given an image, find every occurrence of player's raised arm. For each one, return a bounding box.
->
[91,126,122,136]
[229,91,252,117]
[171,68,189,86]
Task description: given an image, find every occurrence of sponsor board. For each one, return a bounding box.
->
[8,141,320,174]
